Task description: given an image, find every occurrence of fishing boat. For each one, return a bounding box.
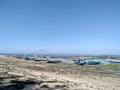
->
[47,59,62,63]
[85,59,100,65]
[16,55,25,59]
[74,59,100,65]
[34,56,49,61]
[24,56,35,60]
[106,59,120,63]
[73,56,101,65]
[74,60,85,65]
[105,55,120,63]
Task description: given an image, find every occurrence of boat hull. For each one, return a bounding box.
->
[47,59,62,63]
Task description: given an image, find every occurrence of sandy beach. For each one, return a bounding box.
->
[0,55,120,90]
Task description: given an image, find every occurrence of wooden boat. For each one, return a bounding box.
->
[106,59,120,63]
[74,58,100,65]
[47,59,62,63]
[34,57,48,61]
[24,56,35,60]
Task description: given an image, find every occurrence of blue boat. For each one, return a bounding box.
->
[24,56,35,60]
[74,60,85,65]
[74,59,100,65]
[85,59,100,65]
[74,58,109,65]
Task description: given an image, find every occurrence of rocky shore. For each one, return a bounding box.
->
[0,55,120,90]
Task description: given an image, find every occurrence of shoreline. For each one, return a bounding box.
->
[0,55,120,90]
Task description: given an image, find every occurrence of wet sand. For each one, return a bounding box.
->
[0,55,120,90]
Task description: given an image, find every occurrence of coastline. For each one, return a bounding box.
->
[0,55,120,90]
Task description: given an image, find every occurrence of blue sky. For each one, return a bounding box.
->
[0,0,120,54]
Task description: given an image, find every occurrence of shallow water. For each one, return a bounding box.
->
[23,84,34,90]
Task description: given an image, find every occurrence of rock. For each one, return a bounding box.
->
[10,79,37,84]
[40,84,49,88]
[55,84,67,88]
[0,83,25,90]
[34,84,40,90]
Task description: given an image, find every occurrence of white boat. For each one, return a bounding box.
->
[106,59,120,63]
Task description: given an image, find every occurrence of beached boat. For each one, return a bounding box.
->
[24,56,35,60]
[74,60,85,65]
[73,56,102,65]
[16,55,25,59]
[74,58,111,65]
[34,56,49,61]
[74,59,100,65]
[106,59,120,63]
[47,59,62,63]
[85,59,100,65]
